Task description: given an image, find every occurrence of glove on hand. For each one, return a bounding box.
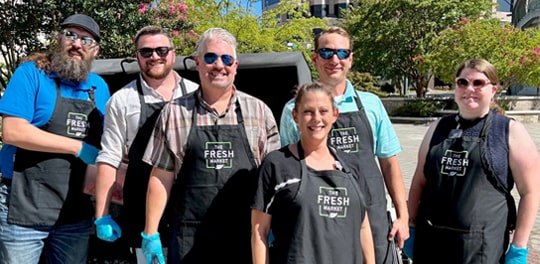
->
[402,227,415,259]
[94,215,122,242]
[505,244,528,264]
[141,232,165,264]
[76,142,99,165]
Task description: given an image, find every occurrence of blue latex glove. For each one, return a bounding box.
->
[76,142,99,165]
[402,227,415,259]
[505,244,528,264]
[141,232,165,264]
[94,215,122,242]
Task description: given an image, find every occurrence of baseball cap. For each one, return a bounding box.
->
[61,14,101,42]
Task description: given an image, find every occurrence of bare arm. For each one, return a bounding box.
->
[361,212,375,264]
[252,209,271,264]
[144,167,175,235]
[2,115,83,154]
[508,120,540,248]
[379,155,409,247]
[94,162,117,218]
[408,120,439,226]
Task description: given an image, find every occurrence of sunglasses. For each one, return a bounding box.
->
[137,47,174,58]
[316,48,351,60]
[455,78,493,89]
[203,53,235,67]
[62,30,98,48]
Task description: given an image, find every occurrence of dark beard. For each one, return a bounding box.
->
[50,49,93,82]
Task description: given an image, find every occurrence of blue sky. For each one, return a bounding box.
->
[237,0,262,16]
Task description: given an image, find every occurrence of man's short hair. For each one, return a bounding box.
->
[313,26,352,51]
[195,28,237,58]
[133,26,173,48]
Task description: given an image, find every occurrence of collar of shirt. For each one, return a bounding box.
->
[334,79,355,105]
[139,72,186,100]
[49,71,94,91]
[195,85,238,116]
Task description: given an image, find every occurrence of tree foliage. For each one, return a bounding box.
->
[185,0,326,58]
[342,0,493,97]
[0,0,326,89]
[423,18,540,91]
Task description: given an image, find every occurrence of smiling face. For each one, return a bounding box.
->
[454,67,497,119]
[293,87,338,143]
[312,32,353,88]
[50,26,99,81]
[195,38,238,91]
[136,33,175,80]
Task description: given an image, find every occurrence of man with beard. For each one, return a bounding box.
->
[93,25,198,261]
[140,28,280,264]
[0,14,109,263]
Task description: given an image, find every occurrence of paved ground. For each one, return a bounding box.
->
[393,121,540,263]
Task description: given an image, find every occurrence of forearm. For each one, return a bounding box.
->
[379,156,408,219]
[144,168,174,235]
[361,216,375,264]
[252,210,270,264]
[3,116,83,155]
[512,194,540,248]
[251,230,269,264]
[94,162,118,218]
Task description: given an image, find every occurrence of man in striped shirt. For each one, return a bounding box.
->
[140,27,280,264]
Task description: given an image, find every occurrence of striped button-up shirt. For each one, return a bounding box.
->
[142,87,280,175]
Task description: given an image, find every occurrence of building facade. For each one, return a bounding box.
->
[263,0,352,18]
[513,0,540,28]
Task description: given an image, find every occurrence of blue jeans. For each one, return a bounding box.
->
[0,182,92,264]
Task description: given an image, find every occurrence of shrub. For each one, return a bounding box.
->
[347,71,389,97]
[392,99,445,117]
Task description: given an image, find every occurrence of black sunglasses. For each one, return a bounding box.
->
[137,47,174,58]
[316,48,351,60]
[62,29,98,48]
[455,78,493,89]
[203,53,235,67]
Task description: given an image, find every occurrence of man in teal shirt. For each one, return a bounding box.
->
[280,26,409,264]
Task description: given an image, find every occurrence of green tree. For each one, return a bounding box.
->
[0,0,325,90]
[0,0,193,89]
[423,18,540,91]
[0,0,54,89]
[184,0,326,57]
[342,0,493,97]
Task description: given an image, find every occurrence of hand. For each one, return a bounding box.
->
[141,232,165,264]
[94,215,122,242]
[402,227,415,259]
[505,244,528,264]
[76,142,99,165]
[388,217,409,248]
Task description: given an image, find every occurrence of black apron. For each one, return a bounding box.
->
[327,95,390,264]
[414,112,512,264]
[169,98,257,264]
[120,78,187,248]
[8,79,99,226]
[272,142,365,264]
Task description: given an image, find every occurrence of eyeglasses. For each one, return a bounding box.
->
[455,78,493,89]
[62,30,98,48]
[203,53,235,67]
[137,47,174,58]
[316,48,351,60]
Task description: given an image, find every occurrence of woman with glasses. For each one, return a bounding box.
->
[252,82,375,264]
[406,59,540,264]
[140,27,280,264]
[280,26,409,264]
